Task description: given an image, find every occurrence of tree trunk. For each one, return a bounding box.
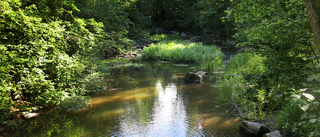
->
[304,0,320,55]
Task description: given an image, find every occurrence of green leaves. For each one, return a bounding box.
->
[225,1,320,135]
[0,0,118,124]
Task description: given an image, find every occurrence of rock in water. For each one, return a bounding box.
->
[184,71,207,83]
[239,121,270,137]
[22,112,39,119]
[263,130,282,137]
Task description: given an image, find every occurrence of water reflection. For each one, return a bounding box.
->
[146,81,188,136]
[2,62,240,137]
[115,81,191,136]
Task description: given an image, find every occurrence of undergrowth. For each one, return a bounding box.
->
[219,51,320,136]
[218,52,266,119]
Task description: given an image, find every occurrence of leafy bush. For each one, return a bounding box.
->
[276,75,320,137]
[225,52,265,76]
[219,52,266,119]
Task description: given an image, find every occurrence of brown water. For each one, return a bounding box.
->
[2,61,240,137]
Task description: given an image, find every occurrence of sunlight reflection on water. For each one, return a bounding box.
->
[116,81,194,136]
[2,62,240,137]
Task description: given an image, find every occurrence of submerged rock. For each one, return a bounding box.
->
[172,64,189,67]
[263,130,282,137]
[184,71,207,83]
[239,121,270,137]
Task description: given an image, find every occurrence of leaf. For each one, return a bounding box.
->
[290,94,300,99]
[299,104,309,111]
[307,76,315,81]
[302,93,315,101]
[299,88,308,92]
[309,119,316,123]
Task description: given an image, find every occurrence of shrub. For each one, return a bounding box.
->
[276,74,320,137]
[219,52,266,119]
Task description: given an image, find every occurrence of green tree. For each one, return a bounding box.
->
[226,0,320,136]
[228,0,314,108]
[0,0,122,124]
[304,0,320,54]
[149,0,234,39]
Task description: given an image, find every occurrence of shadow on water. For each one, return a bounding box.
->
[1,61,240,137]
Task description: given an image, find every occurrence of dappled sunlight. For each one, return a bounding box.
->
[195,114,239,130]
[172,73,185,79]
[177,84,203,90]
[90,95,122,106]
[196,113,213,119]
[120,93,151,101]
[91,87,156,106]
[105,77,158,89]
[201,117,221,128]
[194,93,216,103]
[219,118,240,128]
[91,109,126,120]
[195,100,206,105]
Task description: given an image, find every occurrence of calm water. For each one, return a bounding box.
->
[2,61,240,137]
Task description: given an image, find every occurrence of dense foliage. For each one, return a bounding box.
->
[219,52,265,115]
[0,0,135,125]
[221,0,320,136]
[150,0,234,39]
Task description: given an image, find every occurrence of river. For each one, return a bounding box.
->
[2,60,240,137]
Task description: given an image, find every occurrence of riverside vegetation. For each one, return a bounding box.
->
[1,0,320,136]
[143,34,320,136]
[142,34,224,70]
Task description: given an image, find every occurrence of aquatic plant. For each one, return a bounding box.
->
[142,34,224,70]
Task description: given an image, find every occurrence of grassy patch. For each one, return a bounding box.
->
[142,34,224,70]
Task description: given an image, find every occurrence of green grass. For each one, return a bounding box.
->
[142,34,224,70]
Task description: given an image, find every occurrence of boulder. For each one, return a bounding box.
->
[184,71,207,83]
[239,121,270,137]
[263,130,282,137]
[22,112,39,119]
[258,126,272,137]
[180,32,188,37]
